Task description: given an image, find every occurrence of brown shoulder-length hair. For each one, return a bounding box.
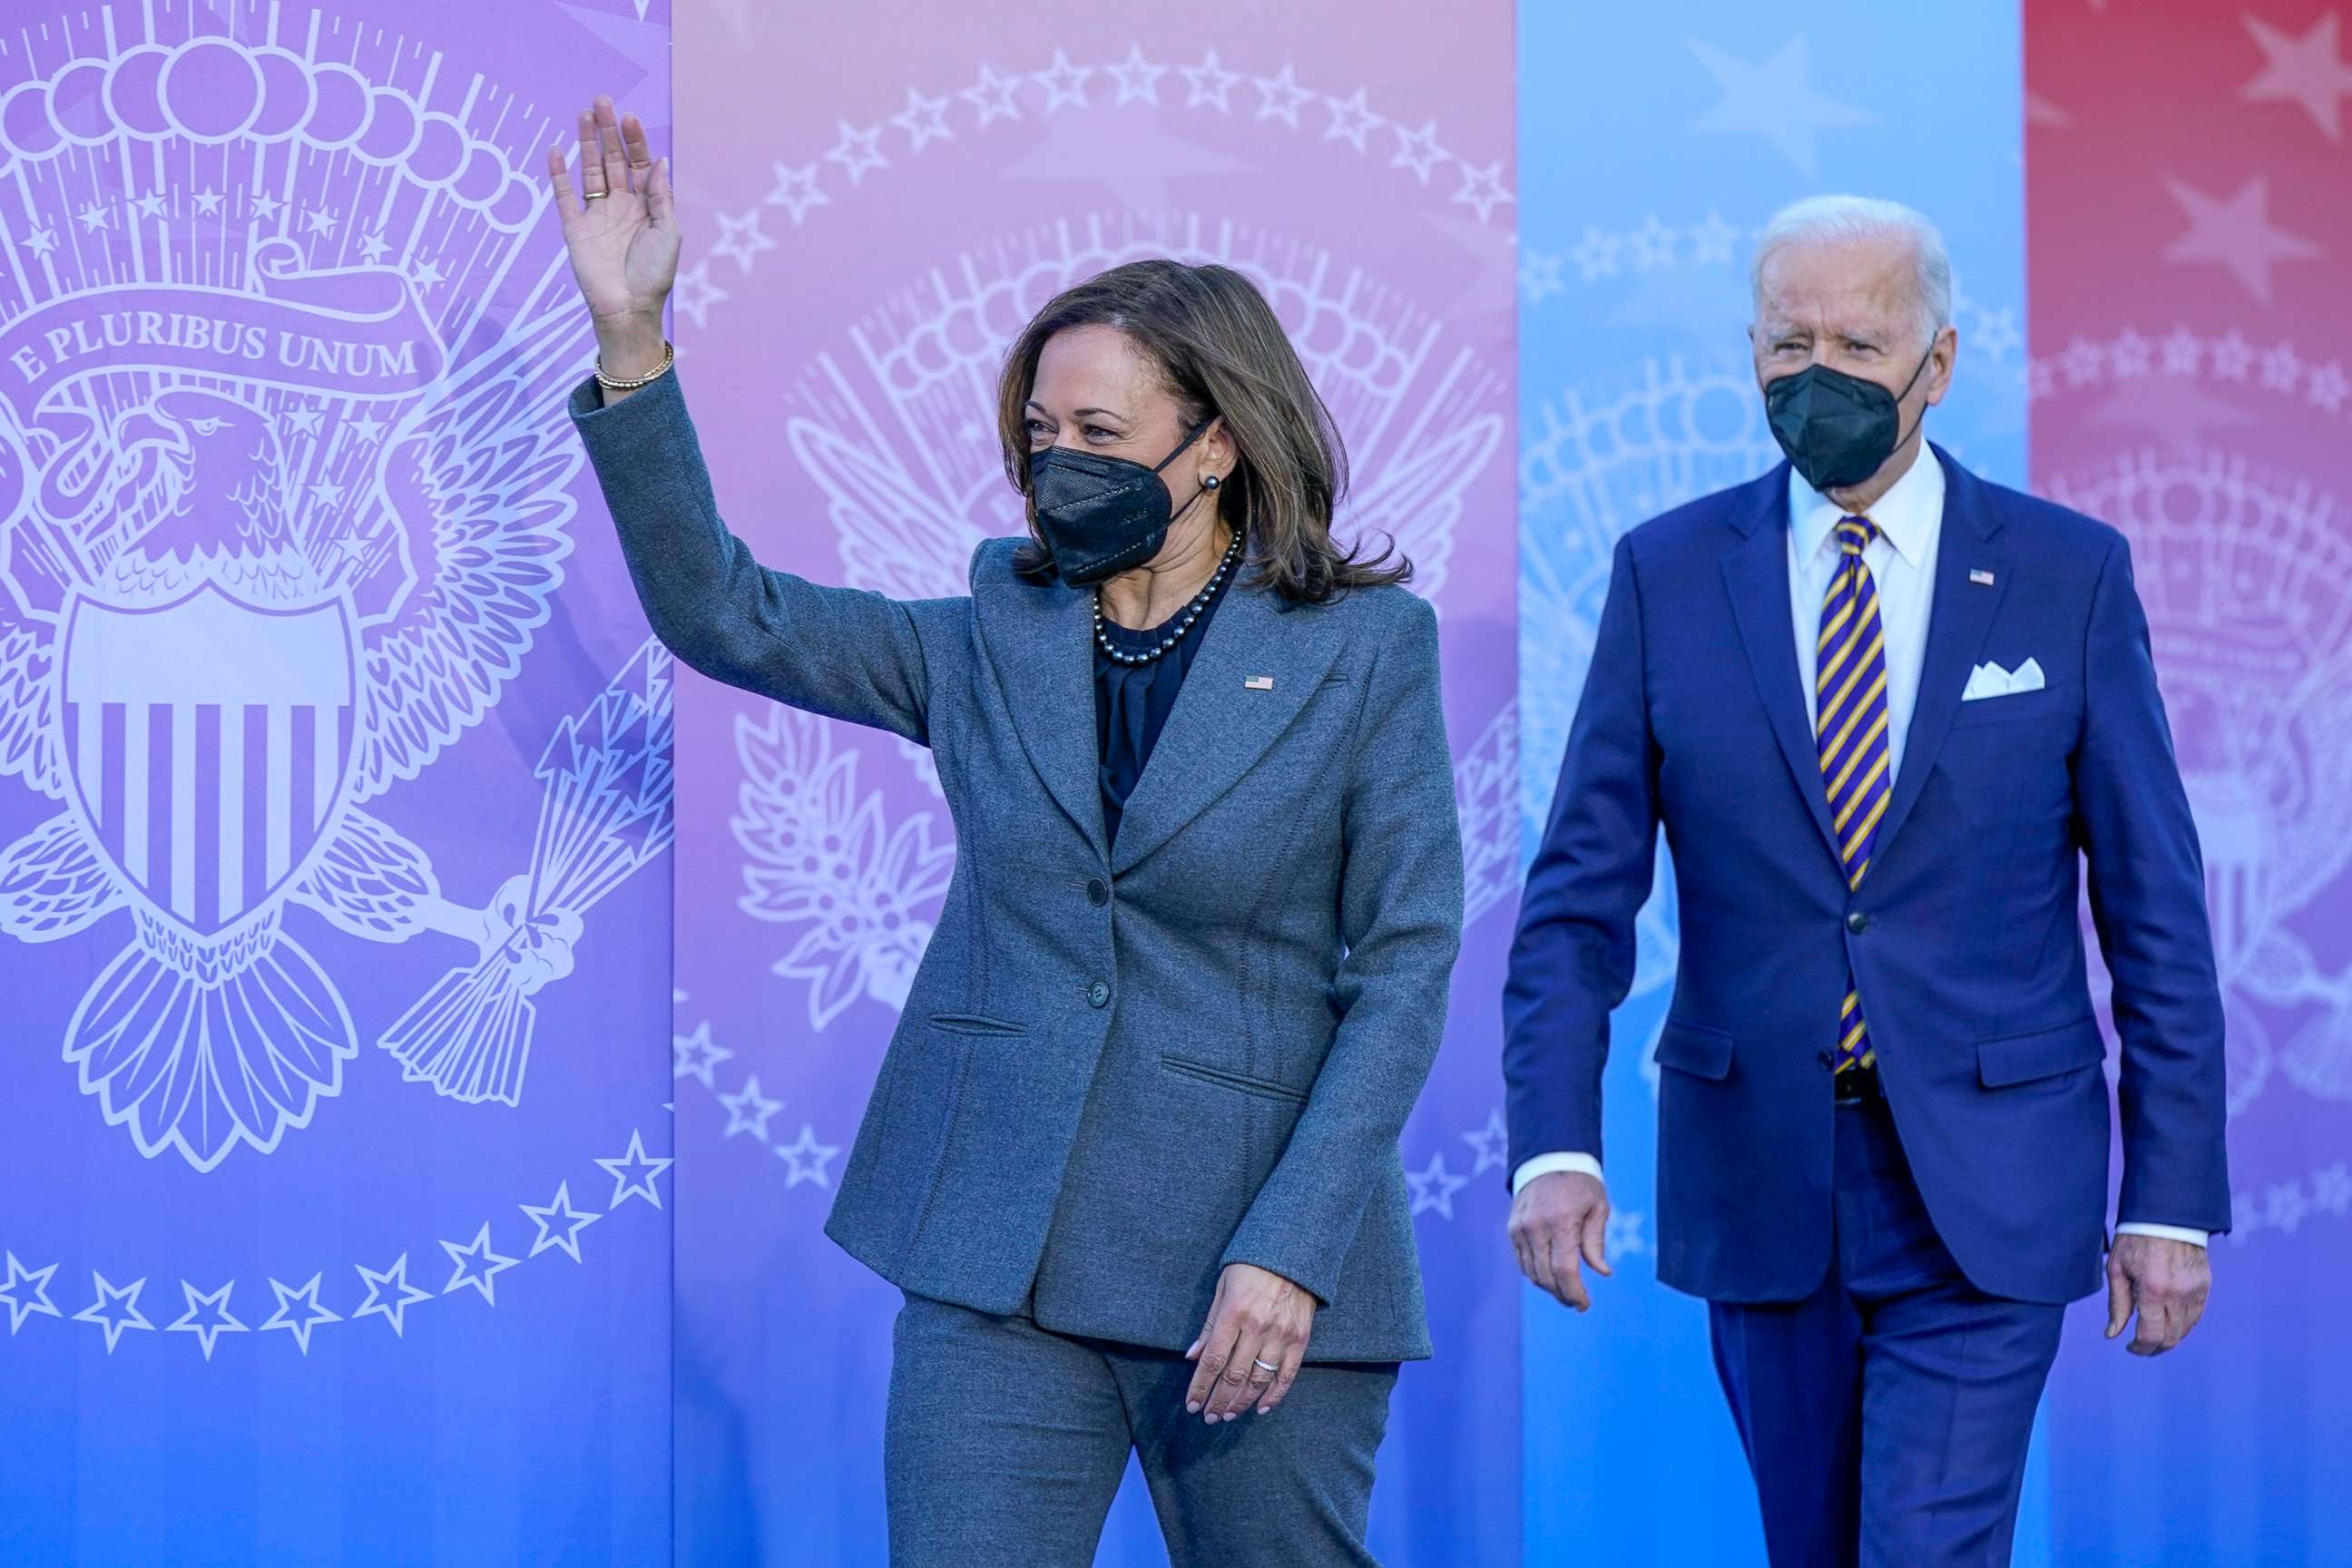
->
[999,259,1410,603]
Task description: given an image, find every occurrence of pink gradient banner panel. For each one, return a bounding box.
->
[666,3,1519,1562]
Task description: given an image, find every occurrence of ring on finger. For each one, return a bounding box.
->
[583,191,609,201]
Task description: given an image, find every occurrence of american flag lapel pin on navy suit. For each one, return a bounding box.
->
[1245,675,1275,691]
[1969,567,1996,586]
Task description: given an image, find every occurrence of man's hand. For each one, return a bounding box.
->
[1184,1263,1316,1423]
[2105,1233,2210,1356]
[1508,1171,1612,1310]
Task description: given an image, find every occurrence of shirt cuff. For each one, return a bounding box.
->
[1512,1152,1604,1195]
[2115,1221,2209,1248]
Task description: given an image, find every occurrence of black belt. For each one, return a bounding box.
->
[1833,1063,1885,1104]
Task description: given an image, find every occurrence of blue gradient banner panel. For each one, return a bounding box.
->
[1514,3,2027,1563]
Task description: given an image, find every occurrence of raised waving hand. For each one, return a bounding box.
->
[545,94,677,396]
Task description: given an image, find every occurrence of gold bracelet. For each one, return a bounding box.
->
[594,338,675,390]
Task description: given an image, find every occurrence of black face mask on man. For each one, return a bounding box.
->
[1763,345,1936,494]
[1027,421,1213,586]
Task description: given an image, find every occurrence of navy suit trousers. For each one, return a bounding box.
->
[1709,1095,2065,1568]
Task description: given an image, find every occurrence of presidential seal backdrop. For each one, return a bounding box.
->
[0,5,677,1563]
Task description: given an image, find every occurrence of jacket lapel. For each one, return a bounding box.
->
[1718,465,1844,867]
[1870,446,2010,863]
[1109,579,1348,875]
[970,553,1107,860]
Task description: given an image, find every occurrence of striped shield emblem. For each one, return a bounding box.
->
[57,583,358,937]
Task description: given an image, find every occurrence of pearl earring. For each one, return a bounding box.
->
[1202,474,1221,490]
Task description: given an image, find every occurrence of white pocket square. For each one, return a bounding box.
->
[1962,656,2045,701]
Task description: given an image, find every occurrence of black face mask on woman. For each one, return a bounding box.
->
[1028,421,1211,586]
[1763,346,1935,493]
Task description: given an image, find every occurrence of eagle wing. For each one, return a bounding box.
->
[352,309,589,799]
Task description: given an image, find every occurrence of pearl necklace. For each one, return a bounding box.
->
[1093,533,1243,668]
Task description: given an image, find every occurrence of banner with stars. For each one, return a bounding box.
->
[2028,4,2351,1564]
[5,1,2343,1563]
[1516,3,2030,1564]
[0,2,678,1564]
[665,1,1519,1563]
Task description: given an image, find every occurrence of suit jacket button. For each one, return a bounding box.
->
[1846,911,1869,935]
[1817,1049,1836,1072]
[1086,878,1109,906]
[1087,981,1110,1009]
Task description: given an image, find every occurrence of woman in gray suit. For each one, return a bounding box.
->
[549,97,1464,1568]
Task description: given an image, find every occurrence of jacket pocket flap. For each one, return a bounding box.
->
[1976,1016,2106,1087]
[1161,1055,1310,1102]
[1653,1020,1734,1082]
[927,1013,1028,1038]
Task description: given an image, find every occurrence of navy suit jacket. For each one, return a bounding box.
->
[1504,446,2231,1306]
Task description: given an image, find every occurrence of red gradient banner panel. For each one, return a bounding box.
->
[2030,4,2352,1563]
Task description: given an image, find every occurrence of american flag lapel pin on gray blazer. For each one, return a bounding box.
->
[1245,675,1275,691]
[1969,568,1996,586]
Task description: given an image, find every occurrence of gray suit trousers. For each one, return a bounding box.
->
[885,1293,1397,1567]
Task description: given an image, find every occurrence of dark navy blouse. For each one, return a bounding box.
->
[1093,570,1236,847]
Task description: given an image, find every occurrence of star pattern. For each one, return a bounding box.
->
[1689,35,1875,178]
[773,1123,841,1188]
[1453,160,1514,223]
[1181,50,1242,112]
[596,1130,675,1210]
[1253,64,1315,127]
[440,1224,522,1305]
[1105,44,1166,106]
[718,1074,785,1140]
[712,206,776,272]
[824,120,888,185]
[1406,1152,1472,1220]
[669,53,1501,317]
[673,1022,735,1087]
[260,1275,341,1355]
[1033,49,1093,111]
[1461,1109,1510,1175]
[74,1272,152,1353]
[764,161,829,226]
[1324,87,1384,152]
[673,260,730,330]
[963,64,1024,126]
[1391,120,1450,183]
[352,1254,435,1337]
[889,86,955,152]
[168,1279,249,1361]
[521,1181,603,1262]
[2241,12,2352,141]
[1,1251,61,1334]
[2161,175,2321,305]
[1573,227,1622,279]
[1687,210,1740,265]
[1605,1210,1649,1259]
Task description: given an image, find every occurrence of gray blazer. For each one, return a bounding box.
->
[572,371,1465,1361]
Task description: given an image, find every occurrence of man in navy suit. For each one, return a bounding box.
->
[1503,195,2230,1567]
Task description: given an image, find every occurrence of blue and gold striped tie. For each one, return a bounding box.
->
[1817,517,1891,1074]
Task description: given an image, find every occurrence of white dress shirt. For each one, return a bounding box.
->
[1513,451,2206,1248]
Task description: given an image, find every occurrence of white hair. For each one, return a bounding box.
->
[1751,195,1953,348]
